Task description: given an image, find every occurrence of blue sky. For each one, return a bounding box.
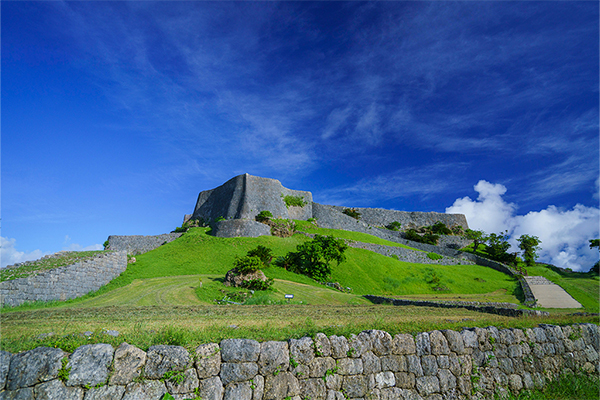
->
[2,1,599,270]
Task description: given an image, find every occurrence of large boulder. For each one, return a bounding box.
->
[223,268,267,288]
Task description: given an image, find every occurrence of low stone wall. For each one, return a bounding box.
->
[1,324,597,400]
[0,251,127,307]
[212,220,271,238]
[364,295,549,318]
[326,205,469,230]
[107,233,183,255]
[348,242,476,266]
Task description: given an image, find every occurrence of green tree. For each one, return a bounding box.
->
[464,229,487,254]
[517,234,542,266]
[590,239,599,249]
[485,231,511,262]
[246,245,273,267]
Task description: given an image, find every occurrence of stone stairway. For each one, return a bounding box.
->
[523,276,582,308]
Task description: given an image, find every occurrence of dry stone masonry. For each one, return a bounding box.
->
[0,251,127,307]
[107,234,183,255]
[1,324,597,400]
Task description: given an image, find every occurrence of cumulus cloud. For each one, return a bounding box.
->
[1,237,47,268]
[446,180,600,271]
[62,235,103,252]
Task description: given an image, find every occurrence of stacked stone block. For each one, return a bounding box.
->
[1,324,598,399]
[0,251,127,307]
[107,234,183,255]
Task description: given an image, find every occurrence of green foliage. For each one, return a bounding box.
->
[234,256,263,275]
[269,219,297,238]
[58,357,71,382]
[590,239,599,249]
[255,211,273,223]
[162,370,186,384]
[241,278,274,291]
[103,240,110,250]
[246,245,274,267]
[274,235,348,281]
[485,231,512,263]
[383,276,400,291]
[464,229,487,253]
[385,221,402,231]
[342,208,361,219]
[496,371,599,400]
[163,394,176,400]
[517,234,542,266]
[404,229,439,245]
[174,219,204,233]
[426,252,443,260]
[214,216,226,222]
[282,194,307,208]
[430,222,452,235]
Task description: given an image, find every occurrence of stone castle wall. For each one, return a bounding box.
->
[107,233,183,255]
[1,324,597,399]
[0,251,127,307]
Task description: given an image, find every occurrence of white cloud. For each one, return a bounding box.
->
[446,181,600,271]
[1,237,47,269]
[62,243,104,252]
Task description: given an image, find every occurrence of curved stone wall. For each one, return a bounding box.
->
[0,251,127,307]
[1,324,597,399]
[107,233,183,255]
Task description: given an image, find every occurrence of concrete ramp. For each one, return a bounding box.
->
[524,276,582,308]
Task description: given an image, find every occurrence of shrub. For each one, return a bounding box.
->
[430,222,452,235]
[421,233,439,245]
[404,229,422,242]
[517,234,542,266]
[386,221,402,231]
[103,240,110,250]
[246,245,273,267]
[342,208,361,219]
[255,211,273,223]
[404,229,439,245]
[427,252,443,260]
[486,232,512,263]
[270,219,297,238]
[234,256,263,275]
[282,195,307,208]
[242,278,274,291]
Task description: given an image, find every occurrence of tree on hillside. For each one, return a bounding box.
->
[464,229,487,253]
[590,239,599,275]
[517,234,542,266]
[485,231,511,263]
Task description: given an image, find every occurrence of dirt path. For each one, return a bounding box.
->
[524,276,582,308]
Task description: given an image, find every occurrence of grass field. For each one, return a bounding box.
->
[1,224,598,355]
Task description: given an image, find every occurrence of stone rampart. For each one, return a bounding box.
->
[212,220,272,238]
[0,251,127,307]
[107,233,183,255]
[327,205,469,230]
[1,324,597,399]
[363,295,549,318]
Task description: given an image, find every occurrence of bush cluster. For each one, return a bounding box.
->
[282,194,307,208]
[342,208,361,219]
[404,229,440,245]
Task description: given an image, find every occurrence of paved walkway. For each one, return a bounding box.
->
[524,276,582,308]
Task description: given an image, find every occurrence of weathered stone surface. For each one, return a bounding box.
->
[341,374,369,398]
[509,374,523,392]
[252,374,264,400]
[0,387,34,400]
[394,372,415,389]
[380,355,406,372]
[392,334,416,355]
[456,375,472,395]
[442,330,464,355]
[220,339,260,363]
[145,345,191,379]
[258,341,289,375]
[416,333,430,356]
[220,362,258,386]
[300,378,326,400]
[421,355,438,376]
[375,371,395,389]
[365,330,393,356]
[213,220,272,238]
[406,355,424,377]
[7,347,65,390]
[110,343,146,385]
[437,369,456,392]
[429,331,449,355]
[223,268,268,288]
[35,379,84,400]
[122,381,167,400]
[83,385,126,400]
[0,351,11,390]
[263,372,300,400]
[348,332,372,358]
[337,358,363,375]
[324,373,341,391]
[195,343,221,378]
[329,336,349,359]
[326,389,345,400]
[291,363,309,379]
[289,337,315,365]
[314,333,332,357]
[499,329,516,345]
[166,368,200,394]
[309,357,335,378]
[224,381,252,400]
[416,376,439,396]
[361,351,381,374]
[461,329,478,350]
[198,376,224,400]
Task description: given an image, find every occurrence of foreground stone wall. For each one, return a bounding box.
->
[1,324,597,400]
[107,233,183,255]
[0,251,127,307]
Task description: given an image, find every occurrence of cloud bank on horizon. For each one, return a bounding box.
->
[2,2,598,270]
